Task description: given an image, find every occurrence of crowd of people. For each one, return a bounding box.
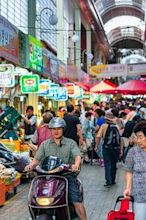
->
[22,97,146,220]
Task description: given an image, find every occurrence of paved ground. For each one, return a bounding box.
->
[0,162,125,220]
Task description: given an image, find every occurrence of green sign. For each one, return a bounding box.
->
[29,35,43,72]
[20,75,40,93]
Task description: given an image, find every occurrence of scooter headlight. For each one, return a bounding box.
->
[36,197,54,206]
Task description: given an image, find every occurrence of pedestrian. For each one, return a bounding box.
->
[63,104,83,146]
[82,111,93,163]
[22,106,37,141]
[25,117,87,220]
[31,112,53,147]
[95,111,121,187]
[123,120,146,220]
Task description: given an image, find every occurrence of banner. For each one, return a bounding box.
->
[0,15,19,64]
[29,35,43,72]
[89,64,127,78]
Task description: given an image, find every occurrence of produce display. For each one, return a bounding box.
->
[0,106,33,206]
[0,164,21,185]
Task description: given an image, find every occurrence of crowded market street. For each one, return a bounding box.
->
[0,0,146,220]
[0,163,124,220]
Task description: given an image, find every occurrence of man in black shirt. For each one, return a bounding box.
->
[64,104,83,146]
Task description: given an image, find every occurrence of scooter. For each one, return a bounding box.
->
[28,156,83,220]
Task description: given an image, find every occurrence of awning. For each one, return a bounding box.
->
[75,82,91,91]
[90,80,117,93]
[100,80,146,95]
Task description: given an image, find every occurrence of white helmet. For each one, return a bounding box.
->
[49,117,66,128]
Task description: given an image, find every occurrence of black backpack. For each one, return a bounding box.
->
[103,124,121,150]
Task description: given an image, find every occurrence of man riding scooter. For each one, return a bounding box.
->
[25,117,87,220]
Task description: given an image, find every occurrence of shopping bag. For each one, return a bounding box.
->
[107,196,135,220]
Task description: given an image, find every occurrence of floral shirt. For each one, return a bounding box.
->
[124,146,146,202]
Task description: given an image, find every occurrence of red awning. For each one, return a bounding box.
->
[75,82,91,91]
[100,80,146,95]
[90,80,117,93]
[116,80,146,95]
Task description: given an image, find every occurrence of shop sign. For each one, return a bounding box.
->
[45,83,59,98]
[64,83,75,95]
[83,92,91,99]
[70,86,83,99]
[0,64,15,87]
[89,64,127,78]
[0,15,19,64]
[76,87,83,99]
[38,79,52,96]
[29,35,43,73]
[20,74,39,94]
[53,87,68,101]
[128,63,146,76]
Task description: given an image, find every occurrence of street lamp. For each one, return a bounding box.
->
[40,7,58,26]
[36,7,58,39]
[81,49,93,66]
[71,32,80,43]
[67,47,93,66]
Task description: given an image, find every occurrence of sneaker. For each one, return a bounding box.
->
[112,181,116,185]
[104,183,112,188]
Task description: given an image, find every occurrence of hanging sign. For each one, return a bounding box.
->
[83,92,91,99]
[64,83,75,95]
[38,79,52,96]
[45,83,59,98]
[29,35,43,72]
[0,64,15,87]
[53,87,68,101]
[20,74,40,93]
[70,86,83,99]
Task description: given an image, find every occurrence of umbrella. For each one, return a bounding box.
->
[90,80,117,93]
[116,80,146,95]
[101,80,146,95]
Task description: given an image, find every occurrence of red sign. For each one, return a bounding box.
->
[64,83,75,95]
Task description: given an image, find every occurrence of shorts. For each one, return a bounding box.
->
[67,175,83,203]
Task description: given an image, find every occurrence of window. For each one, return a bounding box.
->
[0,0,28,34]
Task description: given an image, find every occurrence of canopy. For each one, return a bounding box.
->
[101,80,146,95]
[74,82,90,91]
[116,80,146,95]
[90,80,117,93]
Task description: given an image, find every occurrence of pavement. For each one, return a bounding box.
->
[0,162,125,220]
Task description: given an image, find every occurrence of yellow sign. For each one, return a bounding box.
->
[89,64,107,76]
